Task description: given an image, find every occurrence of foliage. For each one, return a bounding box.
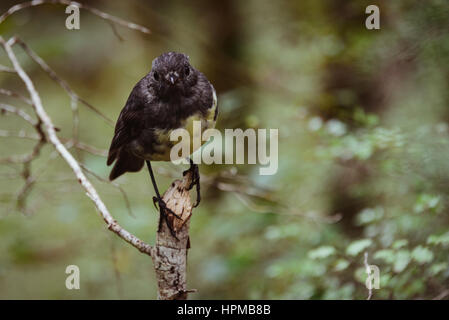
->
[0,0,448,299]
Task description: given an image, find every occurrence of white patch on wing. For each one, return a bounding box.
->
[208,84,218,122]
[212,85,217,110]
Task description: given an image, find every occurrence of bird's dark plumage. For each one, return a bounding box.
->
[107,52,217,180]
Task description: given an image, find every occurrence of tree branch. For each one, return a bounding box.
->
[0,0,151,34]
[0,3,200,300]
[11,37,113,126]
[0,88,33,105]
[152,170,195,300]
[0,102,37,125]
[364,251,373,300]
[0,64,16,73]
[0,35,153,256]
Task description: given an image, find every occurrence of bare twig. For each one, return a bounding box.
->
[70,96,79,156]
[70,140,108,157]
[0,142,44,214]
[0,102,45,197]
[0,172,21,179]
[0,130,40,140]
[15,169,37,214]
[2,32,196,298]
[107,20,124,42]
[0,88,33,105]
[0,35,153,256]
[433,289,449,300]
[0,64,16,73]
[231,191,341,224]
[110,241,124,299]
[364,252,373,300]
[11,37,113,126]
[46,137,108,157]
[0,103,37,125]
[0,102,45,213]
[80,163,134,218]
[0,0,151,34]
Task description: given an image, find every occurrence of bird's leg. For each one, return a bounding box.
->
[183,158,200,207]
[146,160,181,239]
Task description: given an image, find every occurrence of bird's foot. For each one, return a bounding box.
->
[183,162,201,207]
[153,196,181,239]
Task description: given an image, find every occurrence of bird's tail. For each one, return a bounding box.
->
[108,149,144,180]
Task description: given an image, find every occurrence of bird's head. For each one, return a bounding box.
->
[148,52,197,99]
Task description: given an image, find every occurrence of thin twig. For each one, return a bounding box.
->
[0,130,40,140]
[0,0,151,34]
[0,64,16,73]
[433,289,449,300]
[0,103,46,187]
[110,241,124,299]
[0,88,33,105]
[0,35,153,256]
[16,168,36,215]
[11,37,113,125]
[0,172,21,179]
[80,163,135,218]
[70,96,80,157]
[71,140,108,157]
[0,103,37,125]
[46,137,108,156]
[364,252,373,300]
[107,20,124,42]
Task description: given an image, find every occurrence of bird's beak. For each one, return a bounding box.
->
[166,72,178,85]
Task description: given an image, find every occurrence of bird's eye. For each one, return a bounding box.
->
[184,66,190,76]
[153,71,159,81]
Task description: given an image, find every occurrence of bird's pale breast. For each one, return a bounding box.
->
[132,86,217,161]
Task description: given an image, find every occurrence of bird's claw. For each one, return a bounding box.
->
[153,196,182,240]
[183,162,201,207]
[153,196,182,220]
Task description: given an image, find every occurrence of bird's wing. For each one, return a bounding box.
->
[107,86,146,166]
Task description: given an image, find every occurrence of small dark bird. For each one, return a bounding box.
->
[107,52,218,236]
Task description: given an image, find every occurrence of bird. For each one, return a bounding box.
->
[107,52,218,237]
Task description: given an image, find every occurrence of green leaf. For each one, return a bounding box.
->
[411,246,434,264]
[392,239,408,249]
[374,249,395,264]
[414,194,441,214]
[333,259,350,272]
[354,267,367,283]
[428,262,448,276]
[393,250,411,273]
[427,231,449,246]
[346,239,373,256]
[308,246,336,259]
[355,207,384,225]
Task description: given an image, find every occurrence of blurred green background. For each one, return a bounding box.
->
[0,0,448,299]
